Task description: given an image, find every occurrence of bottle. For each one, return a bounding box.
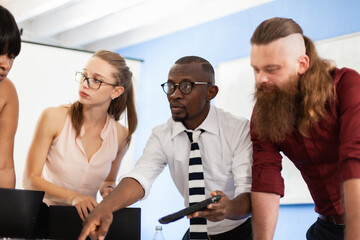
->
[152,225,165,240]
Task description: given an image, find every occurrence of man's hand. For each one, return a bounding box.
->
[78,203,113,240]
[187,191,232,222]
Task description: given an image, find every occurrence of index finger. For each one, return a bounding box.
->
[78,220,97,240]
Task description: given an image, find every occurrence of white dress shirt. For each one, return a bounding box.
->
[124,105,252,235]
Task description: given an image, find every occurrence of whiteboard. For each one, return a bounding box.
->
[215,32,360,204]
[7,41,142,190]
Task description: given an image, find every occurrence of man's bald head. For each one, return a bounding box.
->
[275,33,306,62]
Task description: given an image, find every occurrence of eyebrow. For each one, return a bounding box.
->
[264,64,281,68]
[251,64,281,69]
[82,68,106,79]
[167,77,195,82]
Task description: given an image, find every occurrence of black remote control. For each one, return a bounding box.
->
[158,194,222,224]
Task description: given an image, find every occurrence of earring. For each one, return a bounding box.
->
[112,97,114,100]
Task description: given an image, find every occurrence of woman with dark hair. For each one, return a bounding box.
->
[23,50,137,220]
[0,5,21,188]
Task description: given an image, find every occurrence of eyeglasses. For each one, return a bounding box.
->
[75,72,118,90]
[161,81,211,95]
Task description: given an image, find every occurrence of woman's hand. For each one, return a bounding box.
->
[71,194,98,221]
[101,186,114,198]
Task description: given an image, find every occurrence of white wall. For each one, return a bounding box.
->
[7,42,141,191]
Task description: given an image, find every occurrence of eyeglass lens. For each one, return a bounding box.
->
[163,82,193,94]
[75,72,101,90]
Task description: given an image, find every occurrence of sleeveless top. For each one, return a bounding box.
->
[42,114,118,205]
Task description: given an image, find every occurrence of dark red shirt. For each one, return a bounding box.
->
[251,68,360,216]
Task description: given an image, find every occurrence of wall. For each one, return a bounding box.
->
[116,0,360,239]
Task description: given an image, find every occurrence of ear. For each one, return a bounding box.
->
[206,85,218,101]
[297,54,310,75]
[111,86,125,99]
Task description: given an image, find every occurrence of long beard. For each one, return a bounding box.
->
[252,75,302,143]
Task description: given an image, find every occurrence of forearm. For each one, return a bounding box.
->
[227,192,251,220]
[100,177,145,212]
[344,178,360,240]
[23,175,81,205]
[251,191,280,240]
[0,136,16,189]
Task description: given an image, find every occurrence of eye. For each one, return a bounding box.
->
[252,68,260,74]
[93,78,102,83]
[266,67,279,73]
[181,82,192,92]
[166,82,174,88]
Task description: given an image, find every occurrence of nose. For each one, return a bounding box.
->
[0,55,12,71]
[169,85,183,99]
[256,71,269,84]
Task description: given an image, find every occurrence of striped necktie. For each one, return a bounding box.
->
[185,129,208,240]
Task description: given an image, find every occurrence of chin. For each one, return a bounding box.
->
[172,115,187,122]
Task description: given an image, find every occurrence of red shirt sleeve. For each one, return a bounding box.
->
[250,119,284,197]
[336,68,360,181]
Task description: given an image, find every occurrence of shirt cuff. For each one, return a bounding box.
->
[341,158,360,181]
[251,166,284,197]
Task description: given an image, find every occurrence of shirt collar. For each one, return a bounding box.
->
[79,114,111,140]
[171,105,219,139]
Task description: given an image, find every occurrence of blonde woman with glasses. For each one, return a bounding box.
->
[23,50,137,220]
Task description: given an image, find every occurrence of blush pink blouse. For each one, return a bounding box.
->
[42,114,118,205]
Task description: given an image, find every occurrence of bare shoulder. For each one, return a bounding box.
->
[41,105,68,120]
[114,121,129,148]
[0,78,18,103]
[0,78,17,92]
[38,106,69,136]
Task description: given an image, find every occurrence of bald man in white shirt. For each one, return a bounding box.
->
[79,56,253,240]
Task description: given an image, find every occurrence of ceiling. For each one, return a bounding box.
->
[1,0,272,52]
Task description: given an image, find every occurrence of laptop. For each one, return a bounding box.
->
[0,188,45,238]
[48,206,141,240]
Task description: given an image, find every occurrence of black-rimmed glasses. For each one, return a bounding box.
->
[75,72,118,90]
[161,81,211,95]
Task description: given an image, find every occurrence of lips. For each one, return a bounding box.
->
[0,73,7,81]
[170,103,184,113]
[257,83,275,93]
[263,87,274,93]
[79,91,89,97]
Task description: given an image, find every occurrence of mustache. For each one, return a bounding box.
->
[169,101,185,109]
[255,83,277,91]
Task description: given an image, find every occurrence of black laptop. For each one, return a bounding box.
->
[0,188,45,238]
[48,206,141,240]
